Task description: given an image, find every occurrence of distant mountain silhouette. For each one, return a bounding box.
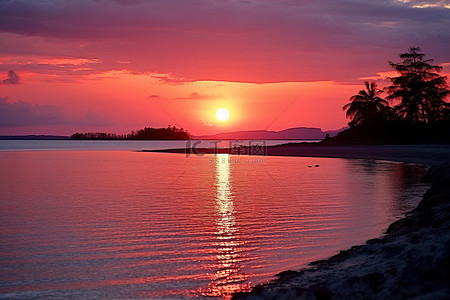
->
[194,126,347,140]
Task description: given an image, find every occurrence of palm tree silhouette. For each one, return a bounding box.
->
[343,81,389,127]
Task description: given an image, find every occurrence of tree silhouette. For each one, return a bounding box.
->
[71,125,190,140]
[343,81,389,127]
[386,47,449,124]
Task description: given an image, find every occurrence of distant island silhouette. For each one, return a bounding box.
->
[71,125,190,140]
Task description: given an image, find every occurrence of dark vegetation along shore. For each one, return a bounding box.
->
[333,47,449,145]
[233,163,450,300]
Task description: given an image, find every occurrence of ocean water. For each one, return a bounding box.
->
[0,139,319,152]
[0,144,428,299]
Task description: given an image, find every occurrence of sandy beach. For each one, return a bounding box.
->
[146,143,450,299]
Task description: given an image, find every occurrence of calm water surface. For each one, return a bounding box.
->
[0,140,318,151]
[0,148,428,299]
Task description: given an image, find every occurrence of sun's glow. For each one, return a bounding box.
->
[215,108,230,122]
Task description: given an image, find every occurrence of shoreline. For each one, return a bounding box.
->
[144,143,450,166]
[143,143,450,299]
[233,162,450,299]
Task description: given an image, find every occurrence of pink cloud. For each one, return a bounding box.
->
[0,0,448,83]
[0,0,448,135]
[0,97,113,128]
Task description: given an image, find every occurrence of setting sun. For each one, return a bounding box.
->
[215,108,230,122]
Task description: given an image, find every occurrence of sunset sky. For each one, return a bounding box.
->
[1,0,449,135]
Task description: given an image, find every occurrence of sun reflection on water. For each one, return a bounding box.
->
[199,155,253,299]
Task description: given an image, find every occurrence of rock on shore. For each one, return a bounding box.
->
[234,163,450,300]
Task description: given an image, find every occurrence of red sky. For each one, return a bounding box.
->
[0,0,449,135]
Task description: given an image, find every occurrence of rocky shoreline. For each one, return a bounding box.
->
[233,163,450,299]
